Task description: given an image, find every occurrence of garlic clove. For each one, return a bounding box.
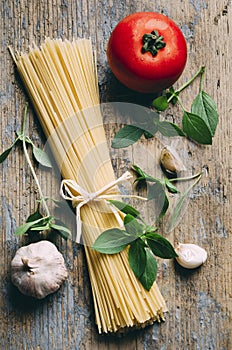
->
[175,243,207,269]
[160,145,186,174]
[11,240,68,299]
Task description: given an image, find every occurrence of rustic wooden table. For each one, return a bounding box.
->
[1,0,231,349]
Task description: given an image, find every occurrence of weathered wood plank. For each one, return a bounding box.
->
[1,0,231,349]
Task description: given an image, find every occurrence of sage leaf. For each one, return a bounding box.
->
[92,228,132,254]
[182,111,212,144]
[191,91,218,136]
[112,125,144,148]
[146,232,178,258]
[108,200,140,218]
[124,214,144,237]
[50,223,71,239]
[158,121,185,137]
[139,248,157,291]
[151,96,168,111]
[128,239,146,279]
[0,147,14,163]
[32,145,52,168]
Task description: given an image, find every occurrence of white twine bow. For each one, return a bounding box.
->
[60,171,145,243]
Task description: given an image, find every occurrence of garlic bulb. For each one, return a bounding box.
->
[175,243,207,269]
[11,240,68,299]
[160,145,186,174]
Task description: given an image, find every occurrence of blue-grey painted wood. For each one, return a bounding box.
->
[0,0,231,349]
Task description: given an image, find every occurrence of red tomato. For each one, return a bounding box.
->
[107,12,187,93]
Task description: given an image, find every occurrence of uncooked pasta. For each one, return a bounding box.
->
[10,38,167,333]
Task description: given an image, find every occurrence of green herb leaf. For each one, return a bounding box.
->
[143,130,155,139]
[147,182,169,220]
[158,121,185,137]
[166,87,179,105]
[14,216,47,236]
[30,224,51,231]
[167,190,189,232]
[191,91,218,136]
[92,228,132,254]
[50,223,71,239]
[151,96,168,111]
[132,164,159,183]
[128,239,147,279]
[32,145,52,168]
[26,210,43,223]
[164,179,179,193]
[146,232,178,258]
[124,214,144,237]
[0,147,14,163]
[139,248,157,291]
[108,200,140,218]
[112,125,144,149]
[182,111,212,144]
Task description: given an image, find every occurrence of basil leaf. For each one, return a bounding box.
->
[112,125,144,149]
[50,223,71,239]
[108,200,140,218]
[147,182,169,221]
[128,239,146,279]
[164,179,179,193]
[139,248,157,291]
[151,96,168,111]
[92,228,132,254]
[124,214,144,237]
[30,224,51,231]
[158,121,185,137]
[167,190,189,233]
[0,137,19,163]
[14,216,46,236]
[143,130,155,139]
[132,164,160,183]
[146,232,178,258]
[26,210,43,223]
[0,147,14,163]
[182,111,212,144]
[191,91,218,136]
[32,145,52,168]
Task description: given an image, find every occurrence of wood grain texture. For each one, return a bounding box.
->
[0,0,231,349]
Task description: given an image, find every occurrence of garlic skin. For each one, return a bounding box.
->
[160,145,186,173]
[11,240,68,299]
[175,243,207,269]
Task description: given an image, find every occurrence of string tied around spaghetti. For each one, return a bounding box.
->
[60,171,147,243]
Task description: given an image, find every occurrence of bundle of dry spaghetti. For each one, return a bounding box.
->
[10,38,167,333]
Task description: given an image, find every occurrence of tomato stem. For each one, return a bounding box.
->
[142,30,166,57]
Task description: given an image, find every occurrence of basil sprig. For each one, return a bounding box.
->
[0,104,71,240]
[112,66,218,147]
[132,164,203,231]
[92,203,177,291]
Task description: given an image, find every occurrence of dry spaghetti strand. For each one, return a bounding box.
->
[10,38,167,333]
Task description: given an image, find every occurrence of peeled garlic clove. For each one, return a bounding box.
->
[175,243,207,269]
[11,240,68,299]
[160,145,186,173]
